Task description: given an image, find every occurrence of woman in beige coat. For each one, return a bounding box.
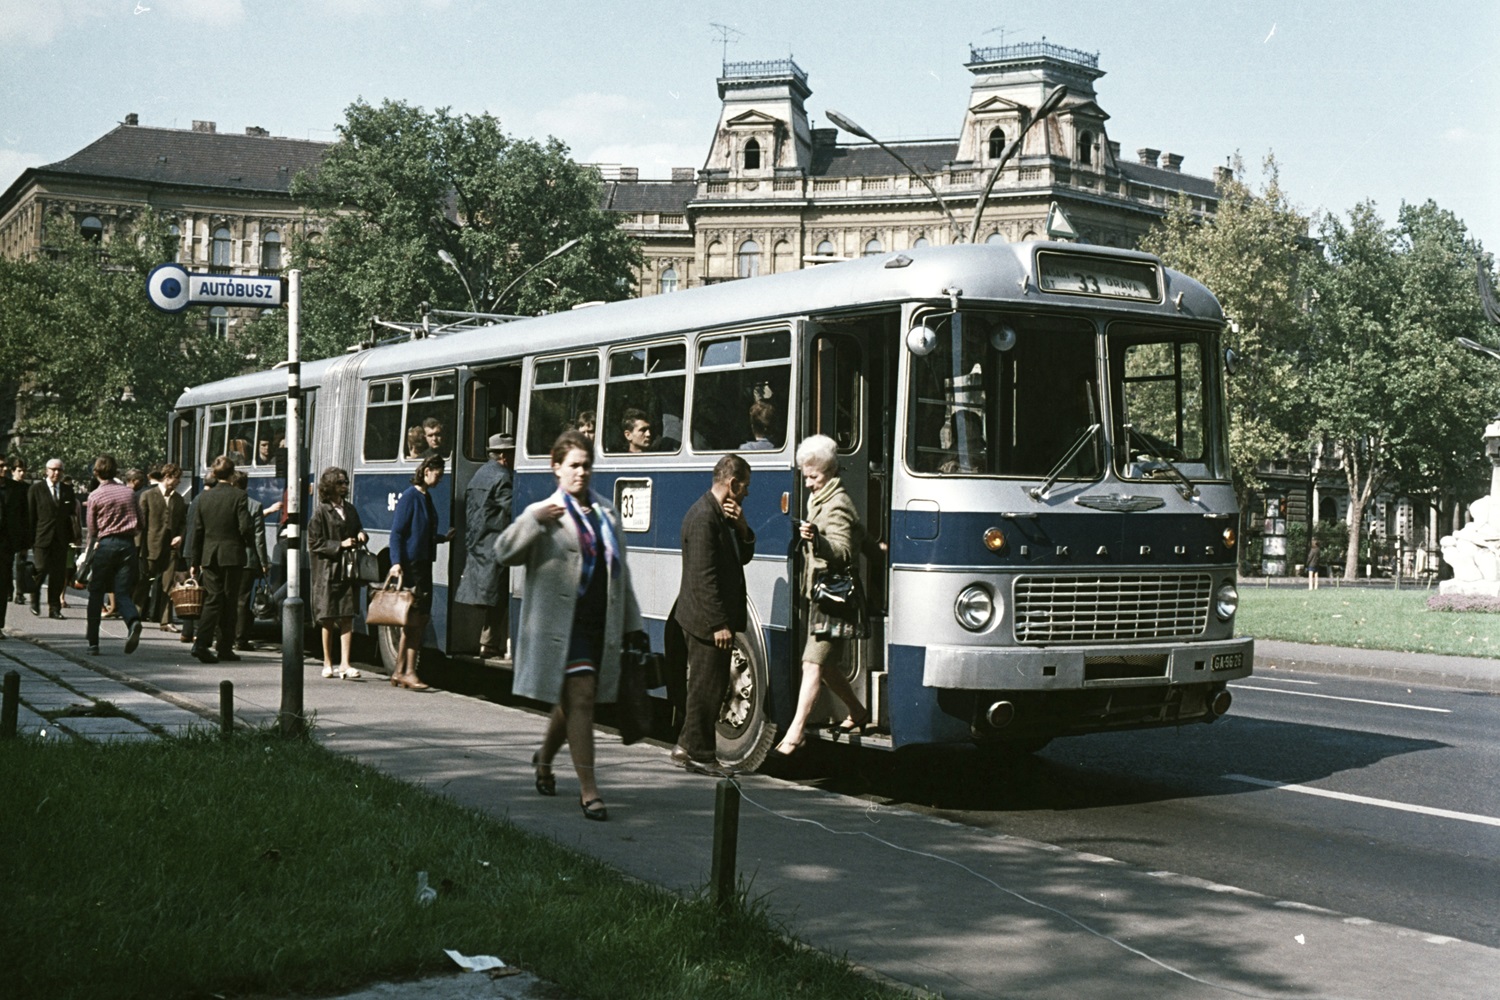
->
[496,430,643,821]
[774,434,871,758]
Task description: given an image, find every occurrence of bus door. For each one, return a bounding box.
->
[448,364,521,656]
[800,313,899,724]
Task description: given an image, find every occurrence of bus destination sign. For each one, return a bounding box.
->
[1035,251,1161,302]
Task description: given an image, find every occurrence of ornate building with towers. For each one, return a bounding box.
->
[603,41,1227,296]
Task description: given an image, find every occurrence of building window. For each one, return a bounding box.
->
[166,224,182,261]
[743,138,761,171]
[986,232,1006,244]
[773,240,794,273]
[260,230,281,272]
[211,227,232,271]
[1078,130,1094,166]
[80,216,103,242]
[913,236,929,248]
[816,239,835,256]
[707,240,727,278]
[659,266,678,294]
[988,128,1006,160]
[862,238,883,257]
[208,306,229,339]
[737,239,760,278]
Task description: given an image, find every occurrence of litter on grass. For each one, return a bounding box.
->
[445,949,507,972]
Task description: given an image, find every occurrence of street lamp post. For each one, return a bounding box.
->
[437,249,476,312]
[490,238,582,311]
[827,87,1066,246]
[825,110,965,242]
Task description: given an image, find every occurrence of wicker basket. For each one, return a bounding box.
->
[168,577,204,619]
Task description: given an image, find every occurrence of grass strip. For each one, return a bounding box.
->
[0,731,920,1000]
[1238,586,1500,656]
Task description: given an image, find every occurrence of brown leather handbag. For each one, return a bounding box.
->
[364,571,415,627]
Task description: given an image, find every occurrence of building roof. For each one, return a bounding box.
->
[1116,160,1218,198]
[602,179,696,213]
[810,140,958,179]
[14,123,330,200]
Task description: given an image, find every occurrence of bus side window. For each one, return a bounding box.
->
[603,343,685,454]
[256,397,286,466]
[364,379,404,461]
[206,405,228,468]
[528,354,599,457]
[691,330,790,452]
[813,334,861,451]
[405,371,457,460]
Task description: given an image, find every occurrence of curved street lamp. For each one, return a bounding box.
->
[436,249,475,311]
[825,109,965,242]
[490,237,582,312]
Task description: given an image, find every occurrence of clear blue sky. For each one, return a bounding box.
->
[3,0,1496,248]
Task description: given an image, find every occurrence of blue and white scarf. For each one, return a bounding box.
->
[559,490,621,594]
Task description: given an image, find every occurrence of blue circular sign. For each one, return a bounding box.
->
[146,263,191,313]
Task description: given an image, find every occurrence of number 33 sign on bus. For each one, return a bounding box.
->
[147,263,285,313]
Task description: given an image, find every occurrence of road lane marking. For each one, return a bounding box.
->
[1248,676,1320,685]
[1228,684,1451,713]
[1223,774,1500,827]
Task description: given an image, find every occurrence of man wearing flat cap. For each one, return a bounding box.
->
[454,433,515,658]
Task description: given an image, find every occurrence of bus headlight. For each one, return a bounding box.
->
[1214,583,1239,621]
[955,584,996,631]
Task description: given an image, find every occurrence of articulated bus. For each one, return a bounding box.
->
[172,242,1253,767]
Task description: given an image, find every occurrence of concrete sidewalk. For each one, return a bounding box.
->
[4,611,1498,999]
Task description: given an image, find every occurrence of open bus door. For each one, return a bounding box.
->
[799,312,899,732]
[447,363,521,658]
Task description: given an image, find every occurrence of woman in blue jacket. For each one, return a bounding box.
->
[389,454,453,690]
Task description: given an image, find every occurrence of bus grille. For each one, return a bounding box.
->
[1013,573,1212,644]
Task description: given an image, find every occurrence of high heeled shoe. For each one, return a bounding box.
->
[532,752,556,796]
[772,737,806,757]
[836,714,872,736]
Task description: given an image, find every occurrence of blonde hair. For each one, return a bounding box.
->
[795,434,838,475]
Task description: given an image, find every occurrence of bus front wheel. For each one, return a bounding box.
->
[715,633,775,773]
[376,623,415,677]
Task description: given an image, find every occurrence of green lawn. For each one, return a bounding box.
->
[1237,585,1500,656]
[0,732,920,1000]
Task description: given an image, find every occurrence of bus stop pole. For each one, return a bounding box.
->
[279,269,306,737]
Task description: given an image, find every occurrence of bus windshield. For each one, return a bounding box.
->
[1108,322,1225,482]
[907,311,1101,478]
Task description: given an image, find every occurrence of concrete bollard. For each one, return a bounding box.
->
[220,679,234,740]
[1,670,18,740]
[711,778,741,914]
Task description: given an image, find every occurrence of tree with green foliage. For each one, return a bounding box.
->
[287,99,641,361]
[0,214,250,476]
[1140,155,1314,510]
[1304,200,1495,579]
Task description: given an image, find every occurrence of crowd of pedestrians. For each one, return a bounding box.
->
[0,430,877,822]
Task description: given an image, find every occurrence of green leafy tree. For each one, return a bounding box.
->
[289,99,641,360]
[1304,200,1495,579]
[0,214,248,475]
[1140,155,1314,511]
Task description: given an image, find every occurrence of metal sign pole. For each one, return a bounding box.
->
[279,269,305,737]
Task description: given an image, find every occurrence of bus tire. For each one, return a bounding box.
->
[375,623,412,677]
[715,630,775,773]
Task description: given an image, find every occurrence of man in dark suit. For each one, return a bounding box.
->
[0,455,31,636]
[139,462,187,631]
[28,457,78,619]
[668,453,754,774]
[186,456,255,664]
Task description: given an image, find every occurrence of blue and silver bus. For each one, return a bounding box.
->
[172,242,1252,767]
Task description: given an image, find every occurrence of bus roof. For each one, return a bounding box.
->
[174,242,1221,409]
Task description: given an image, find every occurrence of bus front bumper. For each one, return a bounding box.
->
[921,637,1254,691]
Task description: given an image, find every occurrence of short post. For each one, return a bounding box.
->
[219,679,234,740]
[1,670,19,740]
[711,778,741,914]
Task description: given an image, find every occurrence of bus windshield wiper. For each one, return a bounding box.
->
[1125,425,1199,501]
[1029,423,1101,502]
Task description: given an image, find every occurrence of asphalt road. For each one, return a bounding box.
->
[786,671,1500,949]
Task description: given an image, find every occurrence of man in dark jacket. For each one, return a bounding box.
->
[0,455,31,635]
[668,454,754,773]
[453,433,514,658]
[186,457,256,664]
[28,458,78,619]
[139,462,187,630]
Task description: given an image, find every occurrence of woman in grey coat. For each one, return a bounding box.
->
[307,467,365,679]
[496,430,643,822]
[774,434,871,758]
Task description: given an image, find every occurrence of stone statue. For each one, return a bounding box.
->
[1440,265,1500,594]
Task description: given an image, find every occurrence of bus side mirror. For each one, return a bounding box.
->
[1224,348,1241,375]
[906,323,939,356]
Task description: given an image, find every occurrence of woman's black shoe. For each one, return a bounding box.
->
[532,752,556,796]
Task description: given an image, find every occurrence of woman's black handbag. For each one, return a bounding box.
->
[340,544,381,584]
[617,638,663,745]
[250,577,275,620]
[811,568,866,639]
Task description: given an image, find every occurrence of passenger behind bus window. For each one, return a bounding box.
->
[575,410,595,442]
[740,400,779,451]
[226,439,250,466]
[937,411,985,474]
[405,425,426,460]
[255,438,274,466]
[621,409,653,453]
[420,418,446,458]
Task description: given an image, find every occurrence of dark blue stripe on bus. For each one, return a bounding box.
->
[891,510,1236,569]
[352,473,454,536]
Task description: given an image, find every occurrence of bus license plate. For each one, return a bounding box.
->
[1212,652,1244,672]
